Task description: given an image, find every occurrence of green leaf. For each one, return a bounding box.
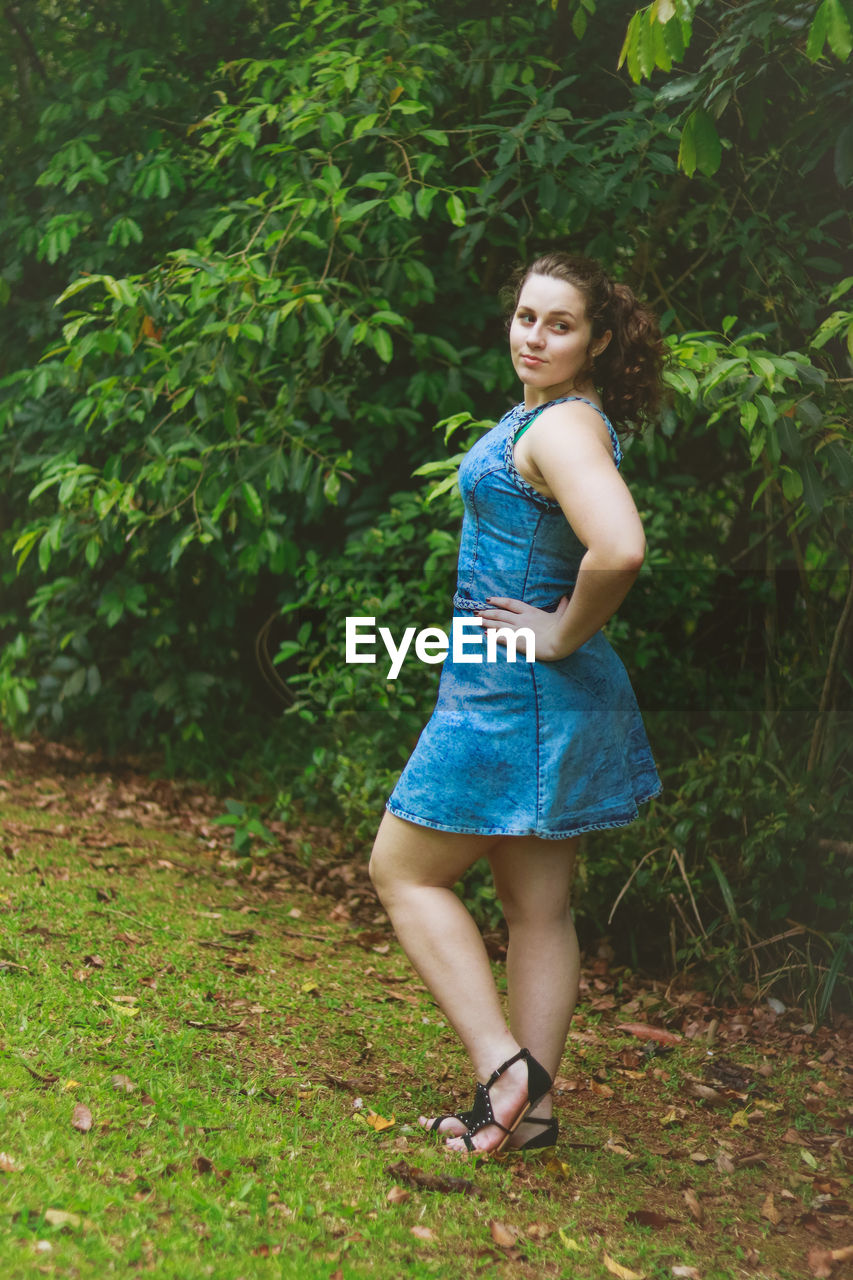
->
[415,187,437,218]
[55,276,106,306]
[826,0,853,59]
[807,1,829,59]
[817,937,850,1024]
[84,538,100,568]
[708,856,739,927]
[801,461,827,514]
[740,401,758,432]
[828,275,853,304]
[339,198,383,223]
[780,466,803,502]
[618,12,640,75]
[352,113,379,140]
[651,16,672,72]
[424,471,461,504]
[373,329,393,363]
[820,439,853,487]
[241,481,263,519]
[678,110,722,178]
[38,533,53,573]
[389,190,413,219]
[834,121,853,185]
[445,194,466,227]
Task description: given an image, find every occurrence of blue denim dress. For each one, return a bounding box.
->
[386,395,662,839]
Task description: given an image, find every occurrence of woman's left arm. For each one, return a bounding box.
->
[478,406,645,661]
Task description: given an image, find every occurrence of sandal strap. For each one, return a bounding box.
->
[428,1106,472,1133]
[483,1047,530,1090]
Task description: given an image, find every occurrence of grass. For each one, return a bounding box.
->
[1,740,852,1279]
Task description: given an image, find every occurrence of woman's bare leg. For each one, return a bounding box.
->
[491,834,580,1077]
[433,834,580,1150]
[369,811,519,1076]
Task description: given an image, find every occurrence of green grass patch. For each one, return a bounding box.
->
[1,749,850,1279]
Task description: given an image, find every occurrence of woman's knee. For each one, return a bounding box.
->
[500,891,573,930]
[368,841,394,902]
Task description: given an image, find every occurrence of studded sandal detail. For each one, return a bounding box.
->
[455,1048,553,1154]
[426,1095,476,1134]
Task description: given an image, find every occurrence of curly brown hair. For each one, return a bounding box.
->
[506,253,664,428]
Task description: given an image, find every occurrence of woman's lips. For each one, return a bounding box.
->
[520,354,544,366]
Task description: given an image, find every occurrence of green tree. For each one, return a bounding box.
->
[1,0,851,1002]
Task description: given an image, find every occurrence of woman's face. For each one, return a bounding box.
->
[509,273,605,405]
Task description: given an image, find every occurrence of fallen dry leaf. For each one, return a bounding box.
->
[627,1209,680,1229]
[615,1022,682,1046]
[603,1250,646,1279]
[185,1019,243,1032]
[355,1110,395,1132]
[682,1189,703,1223]
[760,1193,781,1225]
[737,1151,770,1168]
[410,1224,436,1241]
[686,1081,727,1105]
[490,1220,516,1247]
[110,1073,136,1093]
[661,1106,686,1126]
[386,1185,409,1205]
[44,1209,83,1229]
[0,1152,22,1172]
[385,1160,482,1198]
[604,1137,634,1159]
[71,1103,93,1133]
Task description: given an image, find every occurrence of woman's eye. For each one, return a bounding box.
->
[553,323,568,332]
[518,311,534,322]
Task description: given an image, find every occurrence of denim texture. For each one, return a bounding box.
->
[386,397,662,838]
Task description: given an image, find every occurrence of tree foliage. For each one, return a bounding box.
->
[1,0,851,1001]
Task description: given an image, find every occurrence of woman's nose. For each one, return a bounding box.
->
[527,324,546,347]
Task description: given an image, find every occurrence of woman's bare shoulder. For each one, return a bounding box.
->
[531,398,615,461]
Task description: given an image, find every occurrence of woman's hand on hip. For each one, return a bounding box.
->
[475,595,573,662]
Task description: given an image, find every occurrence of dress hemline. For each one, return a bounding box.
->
[385,781,662,841]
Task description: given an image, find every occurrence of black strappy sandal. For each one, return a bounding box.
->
[428,1106,558,1150]
[426,1095,476,1135]
[514,1115,559,1150]
[453,1047,553,1154]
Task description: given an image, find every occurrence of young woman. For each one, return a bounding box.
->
[369,252,663,1155]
